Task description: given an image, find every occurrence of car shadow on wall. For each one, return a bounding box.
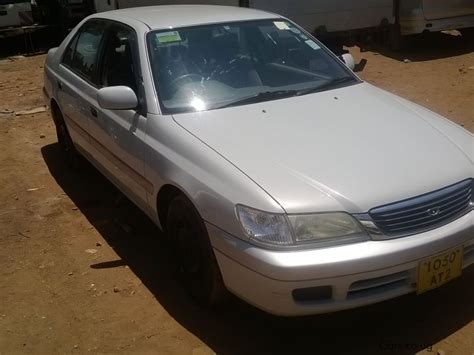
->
[360,30,474,62]
[41,142,474,355]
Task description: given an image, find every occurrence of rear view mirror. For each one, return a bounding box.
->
[97,86,138,110]
[341,53,355,71]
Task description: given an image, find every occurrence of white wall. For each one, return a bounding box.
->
[116,0,239,8]
[94,0,118,13]
[250,0,394,32]
[94,0,394,33]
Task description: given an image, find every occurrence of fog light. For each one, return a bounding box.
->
[292,286,332,303]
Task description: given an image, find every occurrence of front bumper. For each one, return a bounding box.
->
[208,211,473,316]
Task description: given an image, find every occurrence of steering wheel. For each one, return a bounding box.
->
[170,74,204,91]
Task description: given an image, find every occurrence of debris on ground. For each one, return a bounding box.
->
[15,106,46,116]
[9,55,26,60]
[18,232,30,239]
[0,109,14,116]
[85,249,98,255]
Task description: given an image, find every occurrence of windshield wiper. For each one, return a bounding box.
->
[296,77,357,96]
[213,90,299,109]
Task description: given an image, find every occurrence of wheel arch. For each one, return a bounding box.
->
[50,98,63,126]
[156,184,190,232]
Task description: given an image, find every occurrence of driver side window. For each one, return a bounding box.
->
[100,24,139,94]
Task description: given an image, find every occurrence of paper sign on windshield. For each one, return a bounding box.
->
[305,40,321,50]
[274,21,290,30]
[156,31,182,44]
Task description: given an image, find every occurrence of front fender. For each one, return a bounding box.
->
[144,113,284,238]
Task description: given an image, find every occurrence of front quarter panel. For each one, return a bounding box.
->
[144,113,284,237]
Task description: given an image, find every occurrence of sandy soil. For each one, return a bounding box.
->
[0,32,473,355]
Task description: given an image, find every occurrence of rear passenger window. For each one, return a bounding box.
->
[62,20,107,83]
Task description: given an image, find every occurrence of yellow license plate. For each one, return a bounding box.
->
[417,247,463,294]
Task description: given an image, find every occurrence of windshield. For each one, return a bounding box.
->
[147,19,359,114]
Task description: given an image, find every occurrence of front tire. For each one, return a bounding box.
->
[166,195,227,307]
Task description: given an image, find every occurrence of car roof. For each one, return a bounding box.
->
[97,5,280,30]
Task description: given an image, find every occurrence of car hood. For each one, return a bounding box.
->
[172,83,473,213]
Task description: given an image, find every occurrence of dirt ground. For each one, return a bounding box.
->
[0,31,473,355]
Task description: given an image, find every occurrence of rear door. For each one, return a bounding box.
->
[422,0,474,20]
[58,19,107,152]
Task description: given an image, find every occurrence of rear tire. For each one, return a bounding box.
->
[166,195,228,307]
[52,105,81,169]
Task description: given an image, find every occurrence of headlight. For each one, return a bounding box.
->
[288,213,368,245]
[236,205,293,246]
[236,205,369,248]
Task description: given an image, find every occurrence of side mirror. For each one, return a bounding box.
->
[341,53,355,71]
[97,86,138,110]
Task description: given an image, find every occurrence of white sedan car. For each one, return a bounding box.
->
[43,5,473,316]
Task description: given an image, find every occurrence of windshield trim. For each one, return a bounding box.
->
[146,18,361,115]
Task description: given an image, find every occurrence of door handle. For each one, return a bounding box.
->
[90,107,98,117]
[57,81,63,90]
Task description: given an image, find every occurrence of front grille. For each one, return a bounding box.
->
[369,179,473,237]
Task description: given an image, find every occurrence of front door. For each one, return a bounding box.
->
[89,22,150,211]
